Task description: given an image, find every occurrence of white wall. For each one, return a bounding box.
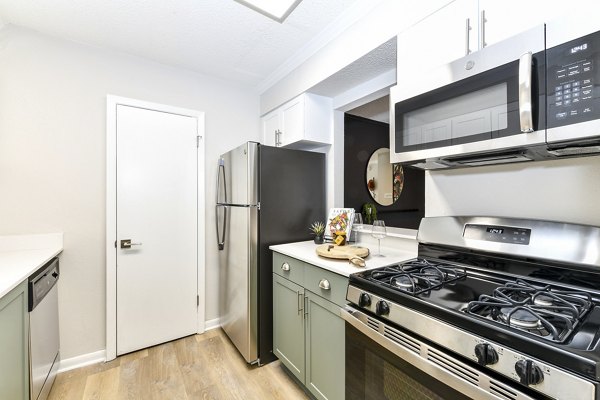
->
[425,157,600,225]
[0,26,259,359]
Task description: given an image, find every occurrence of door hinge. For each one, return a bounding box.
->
[196,136,201,148]
[114,240,117,248]
[197,295,200,307]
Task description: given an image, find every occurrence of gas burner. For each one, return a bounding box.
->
[466,279,592,342]
[499,307,541,329]
[533,294,555,307]
[392,275,415,289]
[366,258,467,295]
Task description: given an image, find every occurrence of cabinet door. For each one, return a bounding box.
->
[273,273,305,382]
[0,281,29,400]
[262,110,279,146]
[280,96,305,147]
[305,291,345,400]
[478,0,562,48]
[397,0,477,84]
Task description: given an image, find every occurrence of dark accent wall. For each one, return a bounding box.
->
[344,114,425,229]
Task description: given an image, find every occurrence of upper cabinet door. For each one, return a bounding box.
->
[478,0,562,48]
[261,110,279,147]
[397,0,478,85]
[280,96,305,147]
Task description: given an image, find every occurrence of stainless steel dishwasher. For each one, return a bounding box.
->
[28,257,60,400]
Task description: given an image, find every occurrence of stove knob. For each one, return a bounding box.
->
[375,300,390,316]
[358,292,371,307]
[474,343,498,366]
[515,359,544,386]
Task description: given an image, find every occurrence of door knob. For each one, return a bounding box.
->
[120,239,143,249]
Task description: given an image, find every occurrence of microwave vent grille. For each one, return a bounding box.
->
[548,145,600,157]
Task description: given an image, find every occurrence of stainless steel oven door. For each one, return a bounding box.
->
[390,25,545,169]
[342,306,538,400]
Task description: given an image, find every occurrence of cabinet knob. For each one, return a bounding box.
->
[281,262,290,271]
[318,279,331,290]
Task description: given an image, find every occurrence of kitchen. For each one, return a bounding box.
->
[1,0,600,399]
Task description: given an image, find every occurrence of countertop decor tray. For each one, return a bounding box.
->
[316,244,369,259]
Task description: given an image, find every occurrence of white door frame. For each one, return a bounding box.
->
[106,95,205,361]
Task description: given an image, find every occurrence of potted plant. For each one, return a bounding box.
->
[361,203,377,224]
[310,221,326,244]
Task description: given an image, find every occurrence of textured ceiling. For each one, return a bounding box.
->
[309,38,396,98]
[0,0,359,88]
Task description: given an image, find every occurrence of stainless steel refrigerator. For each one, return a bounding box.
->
[216,141,325,365]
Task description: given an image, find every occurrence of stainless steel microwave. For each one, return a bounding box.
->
[390,20,600,169]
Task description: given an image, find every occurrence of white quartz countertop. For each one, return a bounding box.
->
[0,233,64,298]
[270,240,416,277]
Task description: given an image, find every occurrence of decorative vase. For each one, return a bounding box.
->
[314,235,324,244]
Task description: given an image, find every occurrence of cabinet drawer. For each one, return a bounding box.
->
[273,253,304,284]
[304,264,348,307]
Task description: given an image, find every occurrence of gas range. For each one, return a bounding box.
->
[345,216,600,400]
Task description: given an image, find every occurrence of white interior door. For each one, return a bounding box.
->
[115,104,198,355]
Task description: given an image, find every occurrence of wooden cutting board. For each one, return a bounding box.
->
[316,244,370,259]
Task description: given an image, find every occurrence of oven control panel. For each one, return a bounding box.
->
[547,30,600,128]
[463,224,531,245]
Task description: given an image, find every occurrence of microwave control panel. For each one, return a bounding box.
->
[547,30,600,128]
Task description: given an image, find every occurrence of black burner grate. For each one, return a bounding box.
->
[366,258,467,295]
[466,279,592,343]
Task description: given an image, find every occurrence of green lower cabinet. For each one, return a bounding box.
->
[0,280,29,400]
[305,291,345,400]
[273,271,345,400]
[273,273,306,382]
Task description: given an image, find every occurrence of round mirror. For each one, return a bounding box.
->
[366,148,404,206]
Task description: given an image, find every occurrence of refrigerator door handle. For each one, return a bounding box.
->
[216,205,227,251]
[216,158,227,204]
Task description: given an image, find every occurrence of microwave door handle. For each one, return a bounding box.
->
[519,51,534,133]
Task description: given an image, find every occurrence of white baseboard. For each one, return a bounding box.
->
[58,349,106,373]
[204,317,221,331]
[59,319,221,374]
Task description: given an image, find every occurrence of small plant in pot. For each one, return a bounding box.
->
[310,221,326,244]
[362,203,377,224]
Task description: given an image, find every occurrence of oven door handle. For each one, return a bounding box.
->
[519,51,534,133]
[340,306,538,400]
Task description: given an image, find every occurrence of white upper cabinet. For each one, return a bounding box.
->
[397,0,566,84]
[261,93,332,150]
[262,111,279,147]
[479,0,562,48]
[397,0,478,83]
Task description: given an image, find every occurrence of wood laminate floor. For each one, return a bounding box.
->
[49,328,310,400]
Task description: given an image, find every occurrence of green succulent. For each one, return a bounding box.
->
[309,221,326,236]
[361,203,377,224]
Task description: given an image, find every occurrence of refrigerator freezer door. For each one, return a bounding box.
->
[216,158,227,205]
[219,204,258,363]
[218,142,259,206]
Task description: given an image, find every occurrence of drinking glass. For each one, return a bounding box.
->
[371,220,387,256]
[352,213,363,242]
